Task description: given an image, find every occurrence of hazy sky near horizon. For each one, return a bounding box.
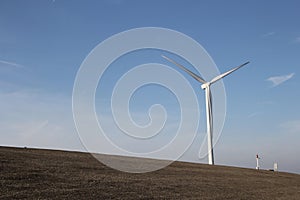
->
[0,0,299,173]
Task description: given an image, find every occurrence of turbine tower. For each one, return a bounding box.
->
[162,55,249,165]
[256,154,260,170]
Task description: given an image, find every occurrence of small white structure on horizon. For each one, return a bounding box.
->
[256,154,260,170]
[274,162,278,171]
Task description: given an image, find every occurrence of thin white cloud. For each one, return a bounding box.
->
[262,32,275,37]
[23,120,49,139]
[247,112,262,118]
[0,89,83,151]
[280,120,300,134]
[104,0,124,5]
[295,37,300,43]
[258,101,276,105]
[0,60,23,68]
[266,73,295,87]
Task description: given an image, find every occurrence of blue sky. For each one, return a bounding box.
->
[0,0,299,173]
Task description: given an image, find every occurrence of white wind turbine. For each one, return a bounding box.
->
[162,55,249,165]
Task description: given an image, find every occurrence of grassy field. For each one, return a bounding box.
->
[1,146,299,199]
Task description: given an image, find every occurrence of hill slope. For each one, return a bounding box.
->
[1,146,299,199]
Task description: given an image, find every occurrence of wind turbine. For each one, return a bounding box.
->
[162,55,249,165]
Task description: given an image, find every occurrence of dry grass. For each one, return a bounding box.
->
[1,146,299,199]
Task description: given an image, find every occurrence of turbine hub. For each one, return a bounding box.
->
[201,83,209,90]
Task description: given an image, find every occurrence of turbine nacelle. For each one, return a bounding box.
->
[201,83,210,89]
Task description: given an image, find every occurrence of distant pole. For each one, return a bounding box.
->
[256,154,260,170]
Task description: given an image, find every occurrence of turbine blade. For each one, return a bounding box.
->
[162,55,206,84]
[209,61,250,85]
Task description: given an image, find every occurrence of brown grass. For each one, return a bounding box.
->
[1,146,299,199]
